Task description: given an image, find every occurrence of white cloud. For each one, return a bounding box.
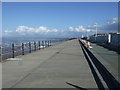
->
[38,26,47,31]
[111,18,118,24]
[68,26,74,31]
[15,26,60,33]
[107,17,118,24]
[16,26,29,32]
[98,17,118,33]
[48,29,59,32]
[28,28,36,32]
[3,17,118,38]
[4,30,13,33]
[3,25,95,38]
[36,26,47,32]
[3,26,63,38]
[68,26,93,32]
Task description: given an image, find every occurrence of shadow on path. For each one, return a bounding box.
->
[79,40,120,90]
[66,82,88,90]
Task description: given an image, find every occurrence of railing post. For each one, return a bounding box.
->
[12,43,14,58]
[50,40,51,46]
[34,41,36,51]
[39,41,40,50]
[29,42,31,53]
[48,41,49,47]
[46,41,47,47]
[42,41,44,49]
[46,41,48,47]
[45,41,46,47]
[22,43,24,55]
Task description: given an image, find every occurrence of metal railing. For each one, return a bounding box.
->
[1,39,66,60]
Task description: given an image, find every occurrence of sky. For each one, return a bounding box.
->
[2,2,118,38]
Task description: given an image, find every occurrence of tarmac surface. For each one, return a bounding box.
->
[2,39,98,88]
[90,43,119,81]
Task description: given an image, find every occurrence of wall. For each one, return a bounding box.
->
[111,34,120,46]
[90,35,108,43]
[89,34,120,52]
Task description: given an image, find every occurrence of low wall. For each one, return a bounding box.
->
[90,35,108,43]
[111,34,120,46]
[89,34,120,53]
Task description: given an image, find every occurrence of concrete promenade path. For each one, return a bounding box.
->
[2,39,97,88]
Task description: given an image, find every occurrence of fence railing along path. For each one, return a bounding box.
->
[1,39,67,61]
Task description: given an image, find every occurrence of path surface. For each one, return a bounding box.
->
[2,39,97,88]
[90,43,119,81]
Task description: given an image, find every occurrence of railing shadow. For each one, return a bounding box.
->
[79,41,105,90]
[79,40,120,90]
[66,82,88,90]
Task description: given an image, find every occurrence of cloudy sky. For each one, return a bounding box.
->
[2,2,118,38]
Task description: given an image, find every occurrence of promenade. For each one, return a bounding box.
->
[2,39,98,88]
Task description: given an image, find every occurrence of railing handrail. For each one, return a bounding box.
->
[1,39,68,60]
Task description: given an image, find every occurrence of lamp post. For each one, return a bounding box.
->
[86,30,89,40]
[95,23,97,42]
[96,23,97,36]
